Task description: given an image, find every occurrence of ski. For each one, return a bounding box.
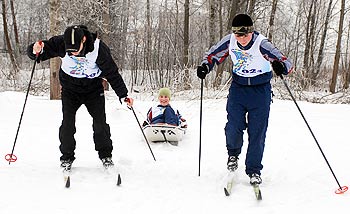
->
[117,173,122,186]
[252,184,262,200]
[63,169,71,188]
[224,171,235,196]
[224,171,263,200]
[61,160,73,188]
[62,165,122,187]
[104,166,122,186]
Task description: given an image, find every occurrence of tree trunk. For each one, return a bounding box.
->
[120,0,129,71]
[101,0,110,90]
[268,0,278,41]
[218,0,223,38]
[314,0,333,81]
[183,0,190,90]
[100,0,110,45]
[330,0,345,93]
[247,0,256,15]
[227,0,239,31]
[2,0,19,75]
[49,0,61,100]
[301,0,316,88]
[291,3,303,72]
[209,0,215,46]
[9,0,20,64]
[308,2,318,81]
[145,0,152,87]
[213,0,240,89]
[343,20,350,89]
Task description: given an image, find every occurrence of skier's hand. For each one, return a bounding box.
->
[33,41,44,56]
[197,63,210,79]
[142,121,149,127]
[272,60,286,77]
[124,97,134,107]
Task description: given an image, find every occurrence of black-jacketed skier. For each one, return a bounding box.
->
[27,25,133,170]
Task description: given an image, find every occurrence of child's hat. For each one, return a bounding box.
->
[158,88,171,99]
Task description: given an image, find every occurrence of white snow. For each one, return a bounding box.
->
[0,90,349,213]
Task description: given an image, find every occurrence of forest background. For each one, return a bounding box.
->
[1,0,350,103]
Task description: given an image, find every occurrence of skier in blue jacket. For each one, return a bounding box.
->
[197,14,293,185]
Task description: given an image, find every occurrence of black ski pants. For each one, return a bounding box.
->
[59,89,113,161]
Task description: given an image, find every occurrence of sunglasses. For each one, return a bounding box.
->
[232,26,254,34]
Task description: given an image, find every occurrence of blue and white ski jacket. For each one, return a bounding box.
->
[201,31,293,85]
[146,105,183,126]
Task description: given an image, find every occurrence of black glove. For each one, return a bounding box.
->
[197,63,210,79]
[272,60,286,76]
[142,121,149,127]
[119,95,128,104]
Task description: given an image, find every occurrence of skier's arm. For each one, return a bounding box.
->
[260,40,293,75]
[27,35,66,62]
[163,106,179,126]
[201,34,231,71]
[96,40,128,99]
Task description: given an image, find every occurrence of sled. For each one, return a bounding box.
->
[142,124,186,145]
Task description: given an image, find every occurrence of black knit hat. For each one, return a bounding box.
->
[232,14,253,27]
[64,25,84,52]
[231,14,254,34]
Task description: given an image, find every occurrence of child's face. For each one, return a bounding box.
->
[234,32,253,47]
[159,95,170,106]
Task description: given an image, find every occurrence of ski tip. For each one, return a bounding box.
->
[256,192,262,200]
[253,185,262,200]
[117,174,122,186]
[224,188,230,196]
[65,176,70,188]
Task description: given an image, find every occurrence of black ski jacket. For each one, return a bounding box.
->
[27,31,128,98]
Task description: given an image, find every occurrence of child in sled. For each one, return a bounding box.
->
[143,88,187,128]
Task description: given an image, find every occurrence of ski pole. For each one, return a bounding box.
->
[198,79,204,176]
[6,41,42,165]
[128,105,156,161]
[279,75,348,194]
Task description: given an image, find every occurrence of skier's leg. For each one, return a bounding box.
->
[225,83,248,157]
[245,83,272,176]
[59,90,81,162]
[85,90,113,159]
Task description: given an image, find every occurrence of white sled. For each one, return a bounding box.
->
[142,124,186,144]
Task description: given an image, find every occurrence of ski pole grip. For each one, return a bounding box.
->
[35,40,43,57]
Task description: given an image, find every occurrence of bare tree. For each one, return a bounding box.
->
[3,0,350,103]
[330,0,345,93]
[314,0,333,81]
[49,0,61,100]
[209,0,216,46]
[343,20,350,89]
[213,0,241,88]
[268,0,278,41]
[9,0,20,63]
[301,0,317,89]
[100,0,110,45]
[183,0,190,89]
[120,0,130,70]
[145,0,152,86]
[2,0,19,75]
[247,0,256,15]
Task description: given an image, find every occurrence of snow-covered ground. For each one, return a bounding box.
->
[0,91,349,213]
